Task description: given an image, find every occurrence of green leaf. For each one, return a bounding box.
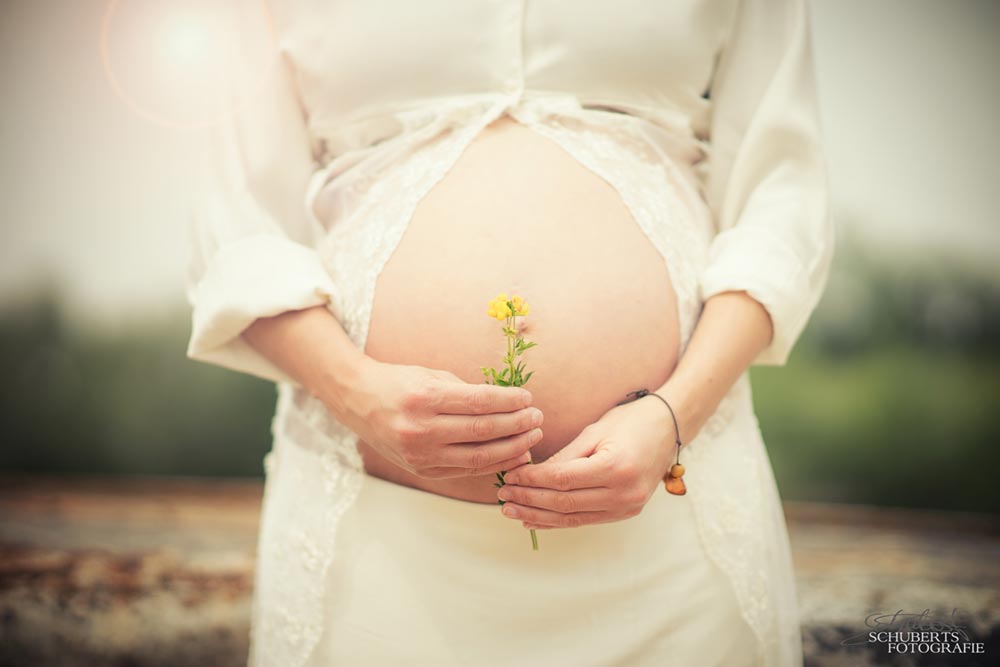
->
[523,370,534,384]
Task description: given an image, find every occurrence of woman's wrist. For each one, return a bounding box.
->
[242,305,373,419]
[648,291,774,448]
[314,342,372,421]
[653,378,712,448]
[625,378,710,459]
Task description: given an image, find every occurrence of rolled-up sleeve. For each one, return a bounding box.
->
[184,0,343,385]
[698,0,834,367]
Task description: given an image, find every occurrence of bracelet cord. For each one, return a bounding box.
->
[616,388,687,495]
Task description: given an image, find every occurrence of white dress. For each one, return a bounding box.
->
[183,1,834,666]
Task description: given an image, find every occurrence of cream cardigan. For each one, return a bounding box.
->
[184,1,833,665]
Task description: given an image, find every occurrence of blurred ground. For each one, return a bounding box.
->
[0,474,996,667]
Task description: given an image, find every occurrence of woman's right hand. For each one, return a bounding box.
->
[328,357,544,479]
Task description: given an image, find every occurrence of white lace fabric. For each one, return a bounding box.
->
[183,2,835,665]
[247,92,802,667]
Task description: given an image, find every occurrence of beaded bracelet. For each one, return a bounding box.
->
[615,388,687,495]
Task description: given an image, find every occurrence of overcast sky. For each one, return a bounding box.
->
[1,0,998,332]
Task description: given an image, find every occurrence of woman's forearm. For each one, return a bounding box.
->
[241,305,369,417]
[653,291,774,443]
[240,292,770,448]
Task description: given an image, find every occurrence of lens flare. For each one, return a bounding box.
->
[99,0,273,131]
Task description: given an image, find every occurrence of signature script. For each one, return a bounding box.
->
[840,608,971,646]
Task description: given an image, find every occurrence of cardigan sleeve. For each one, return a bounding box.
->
[698,0,834,366]
[184,0,344,385]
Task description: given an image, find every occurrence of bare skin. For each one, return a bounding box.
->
[241,303,539,481]
[496,290,773,530]
[355,115,680,503]
[243,114,774,522]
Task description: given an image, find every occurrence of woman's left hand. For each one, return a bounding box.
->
[495,396,680,529]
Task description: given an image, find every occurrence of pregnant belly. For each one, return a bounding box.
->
[358,115,681,505]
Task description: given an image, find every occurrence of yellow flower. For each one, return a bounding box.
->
[511,295,530,316]
[482,289,539,551]
[485,293,530,320]
[487,297,511,320]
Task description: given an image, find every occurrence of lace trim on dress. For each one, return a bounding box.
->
[248,94,783,667]
[506,99,711,361]
[508,101,777,660]
[250,99,518,667]
[247,387,361,667]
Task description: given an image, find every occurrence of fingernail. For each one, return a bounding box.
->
[497,488,511,501]
[529,428,543,444]
[530,409,543,427]
[522,391,533,408]
[505,473,519,485]
[502,504,519,518]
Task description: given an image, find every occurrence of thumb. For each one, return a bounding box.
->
[505,426,603,487]
[543,426,600,465]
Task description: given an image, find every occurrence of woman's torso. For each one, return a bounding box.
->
[276,0,735,505]
[274,0,730,178]
[357,115,683,504]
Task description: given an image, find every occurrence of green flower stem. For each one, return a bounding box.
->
[510,312,537,551]
[490,306,538,551]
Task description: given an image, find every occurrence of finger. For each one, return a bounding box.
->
[502,452,612,491]
[420,449,534,479]
[473,450,537,477]
[438,383,532,415]
[430,407,543,444]
[496,484,610,513]
[499,502,610,529]
[502,431,607,490]
[545,426,599,464]
[434,427,542,468]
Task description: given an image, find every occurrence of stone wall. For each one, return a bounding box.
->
[1,474,996,666]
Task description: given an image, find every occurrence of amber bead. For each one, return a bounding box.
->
[669,463,685,478]
[665,476,687,495]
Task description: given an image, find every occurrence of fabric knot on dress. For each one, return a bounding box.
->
[508,92,585,125]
